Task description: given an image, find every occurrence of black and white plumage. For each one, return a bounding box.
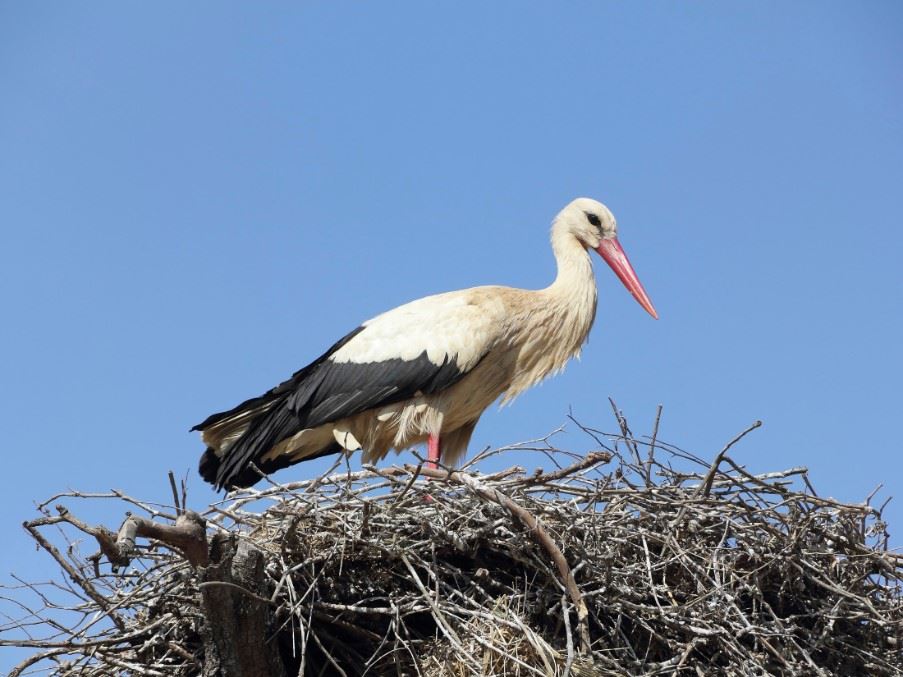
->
[195,198,657,489]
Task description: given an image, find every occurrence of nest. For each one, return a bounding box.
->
[3,414,902,676]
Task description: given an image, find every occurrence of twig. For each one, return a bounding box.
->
[699,420,763,497]
[168,470,182,516]
[646,404,663,485]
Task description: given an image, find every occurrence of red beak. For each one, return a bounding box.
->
[595,237,658,319]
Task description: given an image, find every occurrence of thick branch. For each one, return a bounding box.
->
[26,506,208,569]
[115,511,208,567]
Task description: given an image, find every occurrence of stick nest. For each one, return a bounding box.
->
[4,416,902,676]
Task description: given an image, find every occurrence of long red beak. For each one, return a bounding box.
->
[595,237,658,319]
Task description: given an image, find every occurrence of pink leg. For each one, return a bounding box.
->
[427,433,441,469]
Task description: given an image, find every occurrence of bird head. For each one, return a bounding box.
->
[558,197,658,319]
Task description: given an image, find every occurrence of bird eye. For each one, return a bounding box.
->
[585,212,602,228]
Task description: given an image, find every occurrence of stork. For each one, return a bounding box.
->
[195,198,657,489]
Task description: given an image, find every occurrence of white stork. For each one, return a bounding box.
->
[195,198,657,489]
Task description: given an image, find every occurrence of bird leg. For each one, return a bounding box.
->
[426,433,441,470]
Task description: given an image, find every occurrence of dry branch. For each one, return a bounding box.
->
[3,413,902,676]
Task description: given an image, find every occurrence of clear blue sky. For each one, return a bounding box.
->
[1,2,901,666]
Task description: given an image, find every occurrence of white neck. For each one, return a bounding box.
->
[547,224,598,317]
[503,224,599,402]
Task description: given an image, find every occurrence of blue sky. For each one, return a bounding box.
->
[1,2,901,665]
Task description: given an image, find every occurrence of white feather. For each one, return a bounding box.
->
[329,289,507,369]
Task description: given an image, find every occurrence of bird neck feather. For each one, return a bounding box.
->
[547,226,598,325]
[501,228,598,402]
